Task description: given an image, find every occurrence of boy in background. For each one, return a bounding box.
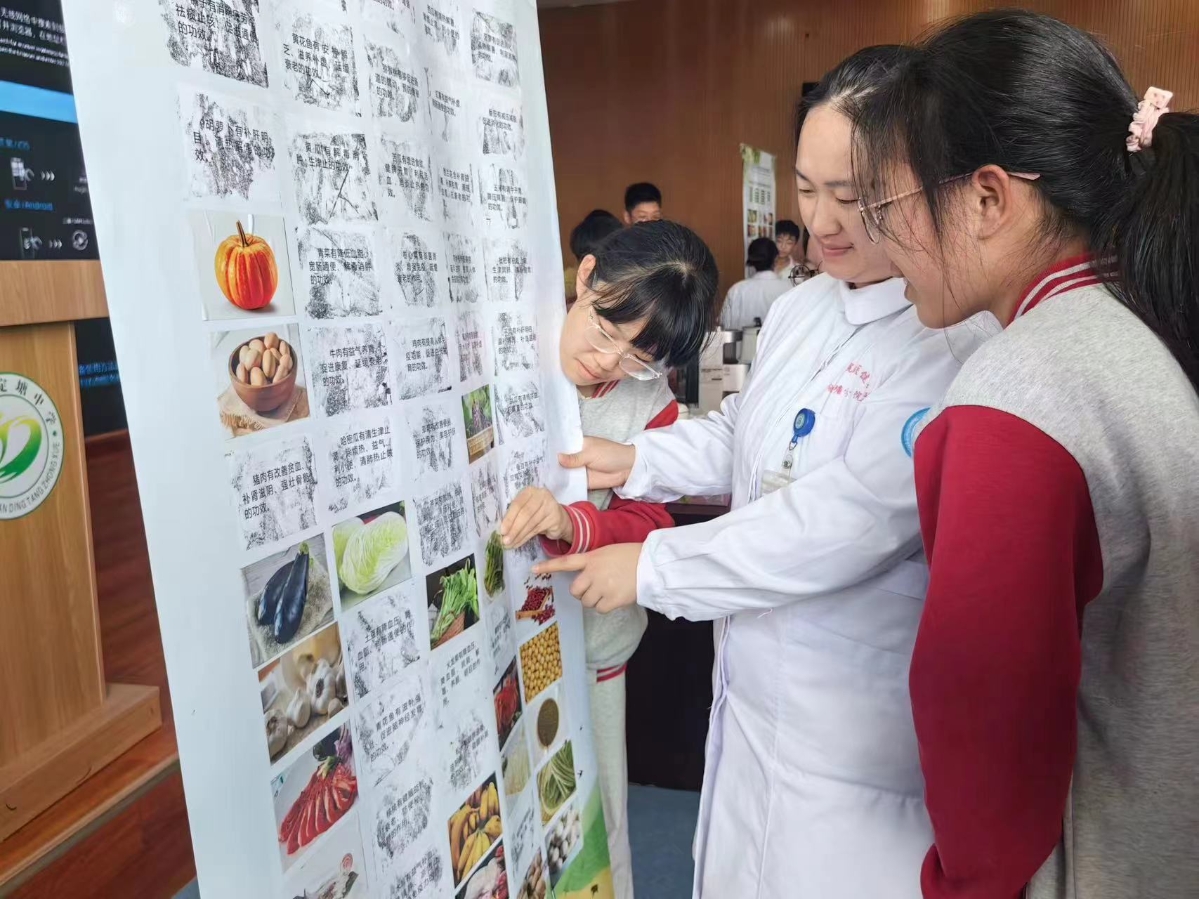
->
[622,182,663,225]
[564,209,623,306]
[774,218,802,276]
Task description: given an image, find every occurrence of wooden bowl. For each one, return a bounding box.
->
[229,340,297,413]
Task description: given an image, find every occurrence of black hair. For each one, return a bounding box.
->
[851,9,1199,392]
[747,237,779,272]
[775,219,801,241]
[624,182,662,213]
[586,220,719,368]
[569,209,622,263]
[794,45,916,148]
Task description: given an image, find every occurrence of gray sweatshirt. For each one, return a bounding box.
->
[908,263,1199,899]
[543,376,676,671]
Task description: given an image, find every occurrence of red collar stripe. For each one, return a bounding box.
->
[1012,255,1101,323]
[591,380,619,398]
[1019,272,1104,319]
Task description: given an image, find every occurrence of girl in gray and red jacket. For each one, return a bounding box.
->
[500,220,718,899]
[851,10,1199,899]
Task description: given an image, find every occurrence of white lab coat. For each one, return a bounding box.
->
[720,270,793,330]
[620,274,993,899]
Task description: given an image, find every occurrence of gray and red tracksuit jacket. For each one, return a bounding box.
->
[542,376,678,675]
[910,257,1199,899]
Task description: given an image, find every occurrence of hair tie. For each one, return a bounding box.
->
[1127,87,1173,153]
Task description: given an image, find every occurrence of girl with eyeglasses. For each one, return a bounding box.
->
[538,48,993,899]
[848,10,1199,899]
[500,218,718,899]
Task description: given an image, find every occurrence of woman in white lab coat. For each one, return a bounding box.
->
[538,47,991,899]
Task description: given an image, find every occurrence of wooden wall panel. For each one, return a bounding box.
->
[540,0,1199,295]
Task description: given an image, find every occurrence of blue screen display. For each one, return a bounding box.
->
[0,0,96,260]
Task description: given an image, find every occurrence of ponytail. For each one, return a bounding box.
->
[1101,113,1199,390]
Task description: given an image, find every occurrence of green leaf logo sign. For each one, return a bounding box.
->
[0,413,43,484]
[0,373,64,521]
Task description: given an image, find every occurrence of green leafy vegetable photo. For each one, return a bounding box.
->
[429,558,480,649]
[484,531,504,596]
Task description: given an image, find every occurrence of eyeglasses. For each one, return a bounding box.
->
[858,171,1041,244]
[585,308,664,381]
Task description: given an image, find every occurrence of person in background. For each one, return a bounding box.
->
[774,218,802,276]
[721,237,792,329]
[500,221,719,899]
[623,182,663,225]
[565,209,623,305]
[538,46,992,899]
[852,10,1199,898]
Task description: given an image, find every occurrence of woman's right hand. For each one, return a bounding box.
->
[558,437,636,491]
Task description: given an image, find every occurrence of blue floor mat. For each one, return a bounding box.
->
[629,783,700,898]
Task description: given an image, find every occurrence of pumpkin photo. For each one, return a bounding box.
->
[215,221,279,311]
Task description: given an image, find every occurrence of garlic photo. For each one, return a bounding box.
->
[286,691,311,729]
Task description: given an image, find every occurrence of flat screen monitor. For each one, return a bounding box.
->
[0,0,97,261]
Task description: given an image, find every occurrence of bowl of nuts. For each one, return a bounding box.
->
[229,331,297,412]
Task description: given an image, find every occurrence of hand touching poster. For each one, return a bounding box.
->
[60,0,609,895]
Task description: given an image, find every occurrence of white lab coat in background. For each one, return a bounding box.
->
[720,270,792,330]
[620,274,994,899]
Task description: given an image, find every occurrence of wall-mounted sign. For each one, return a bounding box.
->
[0,371,63,520]
[740,143,776,258]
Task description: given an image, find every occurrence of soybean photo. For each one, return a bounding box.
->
[518,623,562,703]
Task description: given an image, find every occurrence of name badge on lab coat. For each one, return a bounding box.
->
[761,408,815,496]
[760,469,794,496]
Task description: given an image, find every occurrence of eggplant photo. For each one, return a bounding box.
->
[273,543,310,643]
[256,556,292,625]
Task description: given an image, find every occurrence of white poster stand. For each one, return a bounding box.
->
[60,0,610,895]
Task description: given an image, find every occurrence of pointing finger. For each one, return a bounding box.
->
[533,554,588,576]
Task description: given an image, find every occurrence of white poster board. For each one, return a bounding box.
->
[741,143,776,265]
[60,1,609,896]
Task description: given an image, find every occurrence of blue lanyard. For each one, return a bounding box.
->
[781,408,815,473]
